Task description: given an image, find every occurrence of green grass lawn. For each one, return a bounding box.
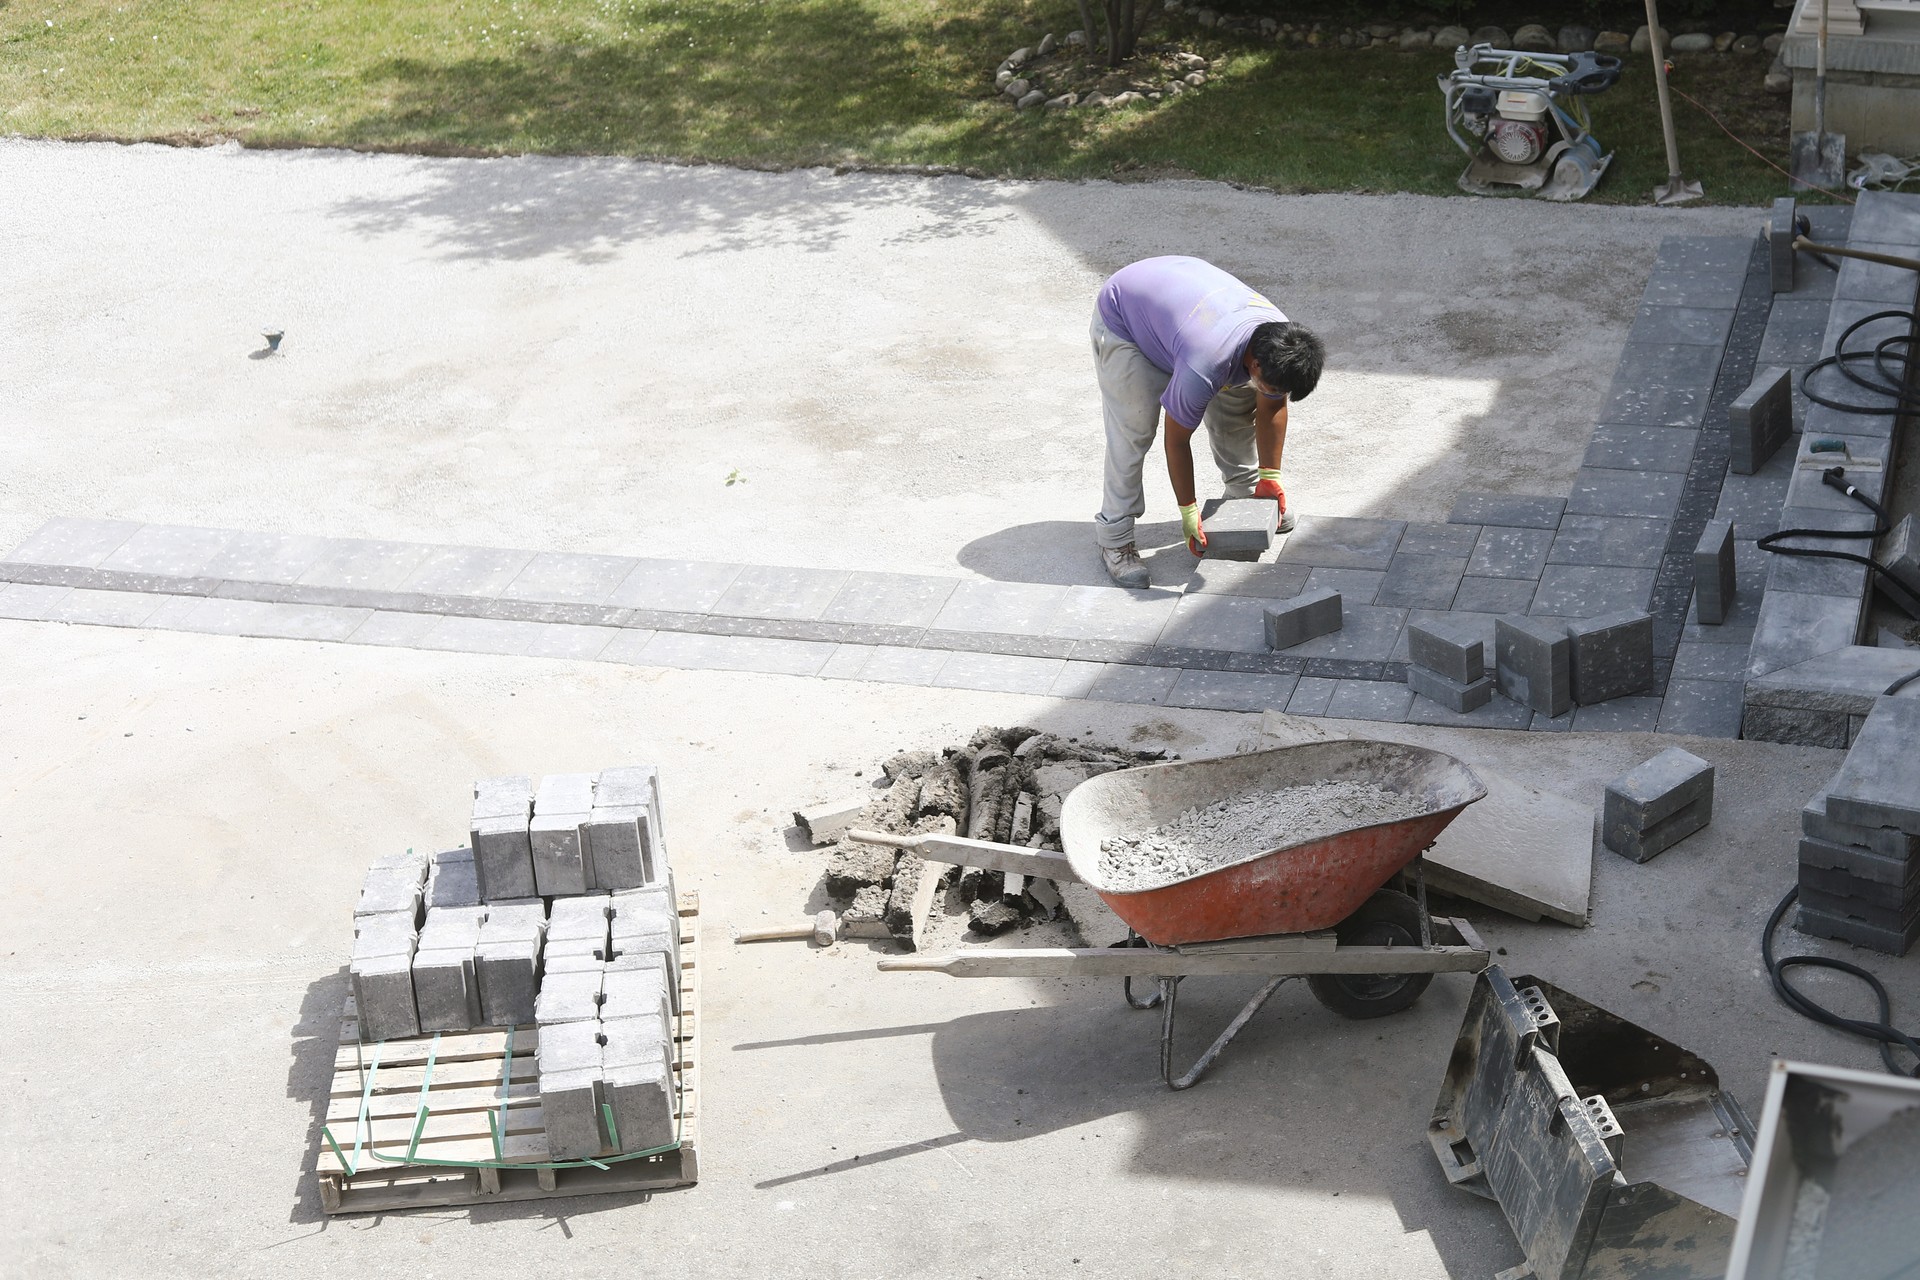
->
[1,0,1803,204]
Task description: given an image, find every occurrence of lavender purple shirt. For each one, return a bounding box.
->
[1095,256,1288,429]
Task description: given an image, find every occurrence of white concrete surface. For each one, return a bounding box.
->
[1,139,1755,587]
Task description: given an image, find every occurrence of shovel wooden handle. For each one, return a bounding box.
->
[846,829,1083,885]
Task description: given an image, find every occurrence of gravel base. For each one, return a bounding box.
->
[1097,780,1429,891]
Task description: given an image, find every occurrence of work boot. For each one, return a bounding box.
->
[1100,542,1151,589]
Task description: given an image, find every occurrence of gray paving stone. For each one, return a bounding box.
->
[1467,527,1554,581]
[424,847,481,910]
[1769,197,1796,292]
[171,597,373,641]
[1530,565,1656,617]
[138,594,205,631]
[1048,659,1106,699]
[487,552,632,605]
[525,623,622,661]
[1568,611,1654,704]
[1199,496,1279,559]
[1603,747,1714,862]
[819,571,958,627]
[1834,240,1920,303]
[1849,190,1920,242]
[930,580,1068,635]
[1287,602,1407,661]
[816,643,873,680]
[1376,554,1467,609]
[601,559,743,613]
[1584,424,1698,474]
[1803,793,1920,862]
[296,539,434,592]
[1627,304,1736,348]
[1325,679,1415,722]
[1819,298,1917,367]
[348,610,445,647]
[1572,697,1663,732]
[476,931,544,1028]
[1045,584,1181,644]
[1692,520,1737,624]
[537,1026,608,1160]
[1729,366,1793,475]
[1407,665,1492,713]
[1671,639,1749,682]
[601,1017,674,1153]
[192,530,336,584]
[46,587,167,628]
[396,545,535,598]
[1550,515,1672,570]
[1495,616,1571,717]
[1286,676,1339,716]
[1264,587,1342,650]
[1303,566,1384,604]
[933,651,1066,696]
[1643,269,1746,309]
[623,630,835,677]
[1275,515,1405,570]
[1757,299,1830,366]
[3,517,141,568]
[1653,681,1743,737]
[1784,440,1892,512]
[1765,541,1869,599]
[1655,235,1752,273]
[1747,588,1865,678]
[417,615,545,656]
[1404,690,1533,730]
[96,524,238,578]
[1187,560,1312,599]
[593,628,660,665]
[1406,614,1485,683]
[1397,521,1481,558]
[1158,594,1269,653]
[1567,467,1684,520]
[713,565,851,621]
[1827,698,1920,834]
[1164,669,1297,713]
[1087,663,1182,705]
[1453,576,1538,614]
[351,950,421,1042]
[1447,493,1565,530]
[856,645,951,686]
[1744,703,1850,747]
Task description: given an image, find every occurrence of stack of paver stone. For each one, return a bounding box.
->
[346,765,681,1161]
[1796,699,1920,956]
[1601,747,1715,863]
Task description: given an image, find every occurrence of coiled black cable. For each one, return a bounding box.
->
[1764,886,1920,1077]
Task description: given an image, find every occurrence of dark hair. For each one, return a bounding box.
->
[1249,321,1325,401]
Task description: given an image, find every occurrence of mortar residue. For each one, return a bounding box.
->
[1097,780,1428,891]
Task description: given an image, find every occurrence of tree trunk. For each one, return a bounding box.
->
[1104,0,1122,66]
[1075,0,1097,53]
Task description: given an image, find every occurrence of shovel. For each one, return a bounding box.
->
[1790,0,1846,191]
[1645,0,1703,204]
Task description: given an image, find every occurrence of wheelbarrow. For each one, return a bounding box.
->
[854,739,1492,1089]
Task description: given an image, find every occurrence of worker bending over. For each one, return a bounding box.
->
[1090,255,1325,589]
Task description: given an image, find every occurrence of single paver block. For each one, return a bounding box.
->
[1799,859,1920,909]
[611,886,681,993]
[600,964,672,1027]
[597,765,667,857]
[1494,616,1571,717]
[1200,497,1278,560]
[475,898,547,1026]
[537,1020,608,1160]
[1793,902,1919,956]
[473,774,533,820]
[600,1019,674,1153]
[412,945,483,1032]
[355,862,426,921]
[793,799,864,846]
[1730,366,1793,475]
[1876,515,1920,600]
[424,847,480,909]
[1797,883,1920,933]
[1407,665,1494,713]
[547,893,612,949]
[1264,588,1342,650]
[351,953,421,1042]
[1826,698,1920,834]
[1802,791,1920,862]
[1769,197,1796,293]
[534,966,605,1023]
[1448,493,1566,530]
[542,937,607,974]
[1693,520,1737,625]
[530,811,589,896]
[585,805,657,890]
[1603,747,1714,862]
[471,813,536,901]
[1566,610,1653,705]
[1406,615,1484,684]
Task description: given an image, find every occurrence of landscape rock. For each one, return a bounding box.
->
[1733,33,1761,51]
[1670,32,1714,52]
[1046,93,1076,109]
[1513,23,1553,50]
[1066,29,1087,45]
[1470,25,1510,45]
[1595,30,1631,54]
[1008,46,1032,67]
[1038,32,1057,55]
[1764,32,1784,52]
[1558,24,1596,51]
[1714,31,1736,51]
[1017,90,1047,110]
[1399,29,1433,49]
[1631,24,1670,53]
[1434,24,1470,46]
[1004,78,1031,99]
[996,69,1015,87]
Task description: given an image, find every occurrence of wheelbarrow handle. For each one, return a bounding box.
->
[845,829,1083,885]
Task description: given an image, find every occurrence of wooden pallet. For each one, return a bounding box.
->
[315,892,701,1214]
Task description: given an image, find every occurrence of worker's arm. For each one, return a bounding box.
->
[1163,415,1206,555]
[1254,392,1289,499]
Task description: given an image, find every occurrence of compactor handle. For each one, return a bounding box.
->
[1550,51,1622,95]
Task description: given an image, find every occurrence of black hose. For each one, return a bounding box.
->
[1763,886,1920,1077]
[1755,465,1920,623]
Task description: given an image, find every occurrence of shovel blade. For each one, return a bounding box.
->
[1652,176,1705,206]
[1790,131,1847,192]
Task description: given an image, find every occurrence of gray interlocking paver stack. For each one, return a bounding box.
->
[341,765,682,1160]
[1796,699,1920,955]
[1405,615,1491,713]
[1602,747,1715,863]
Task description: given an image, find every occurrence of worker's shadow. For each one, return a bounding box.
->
[738,975,1512,1276]
[957,519,1198,589]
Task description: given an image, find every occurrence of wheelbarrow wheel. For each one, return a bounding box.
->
[1306,889,1435,1020]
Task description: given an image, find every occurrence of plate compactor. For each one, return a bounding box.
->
[1440,44,1624,201]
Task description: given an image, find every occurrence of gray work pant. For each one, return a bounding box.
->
[1090,313,1258,550]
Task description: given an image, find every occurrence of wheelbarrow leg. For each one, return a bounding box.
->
[1159,974,1295,1091]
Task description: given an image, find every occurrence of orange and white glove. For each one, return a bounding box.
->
[1254,468,1285,502]
[1180,503,1206,556]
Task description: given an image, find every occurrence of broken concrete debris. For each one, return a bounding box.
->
[1602,747,1714,863]
[346,763,684,1164]
[810,726,1164,947]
